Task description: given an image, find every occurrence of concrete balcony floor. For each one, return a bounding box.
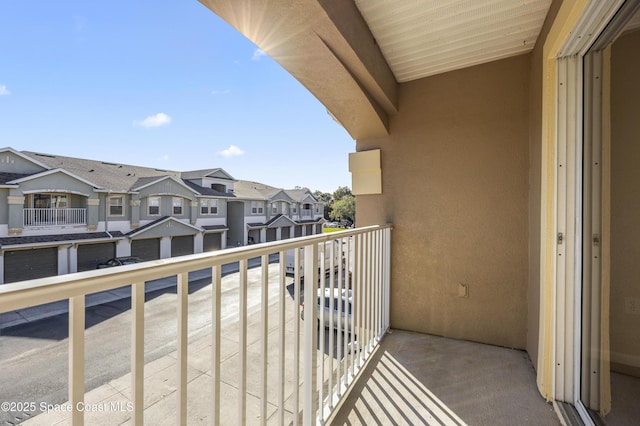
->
[333,330,560,426]
[23,328,560,425]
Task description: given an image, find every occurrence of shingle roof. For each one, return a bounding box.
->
[233,180,319,203]
[0,172,34,185]
[182,179,233,197]
[21,151,182,192]
[0,231,124,247]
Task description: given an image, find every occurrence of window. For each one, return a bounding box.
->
[292,204,297,214]
[251,201,264,215]
[33,193,68,208]
[211,183,226,192]
[173,197,183,215]
[148,197,160,216]
[272,204,277,214]
[200,199,218,215]
[109,196,124,216]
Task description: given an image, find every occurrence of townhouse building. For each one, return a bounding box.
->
[0,148,324,283]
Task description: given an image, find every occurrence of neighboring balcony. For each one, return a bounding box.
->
[23,208,87,227]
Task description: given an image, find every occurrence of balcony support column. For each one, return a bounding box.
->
[87,198,100,230]
[7,195,24,232]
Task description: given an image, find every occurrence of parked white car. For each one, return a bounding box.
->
[285,240,345,277]
[301,288,353,330]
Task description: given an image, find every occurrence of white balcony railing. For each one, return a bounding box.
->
[0,224,392,425]
[23,208,87,226]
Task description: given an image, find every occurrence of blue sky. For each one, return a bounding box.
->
[0,1,354,193]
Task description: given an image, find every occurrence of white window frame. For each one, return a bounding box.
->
[552,1,639,422]
[251,201,264,215]
[108,195,124,217]
[200,199,218,215]
[173,197,184,215]
[148,196,160,216]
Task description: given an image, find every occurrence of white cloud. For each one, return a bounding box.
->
[134,112,172,128]
[211,89,230,95]
[158,154,170,162]
[251,48,267,61]
[218,145,245,158]
[0,85,11,96]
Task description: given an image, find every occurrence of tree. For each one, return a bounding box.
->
[332,186,352,200]
[329,193,355,223]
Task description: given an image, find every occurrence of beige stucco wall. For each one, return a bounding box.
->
[356,55,530,349]
[610,28,640,376]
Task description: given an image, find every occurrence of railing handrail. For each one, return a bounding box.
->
[0,224,392,313]
[24,207,86,210]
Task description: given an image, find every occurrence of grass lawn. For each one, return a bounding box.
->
[323,227,343,233]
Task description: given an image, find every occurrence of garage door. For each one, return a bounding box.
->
[171,235,194,257]
[131,239,160,261]
[4,247,58,283]
[281,227,290,240]
[266,228,277,242]
[203,233,221,252]
[77,242,116,272]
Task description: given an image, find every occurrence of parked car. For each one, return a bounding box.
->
[285,241,345,277]
[96,256,144,269]
[301,288,353,330]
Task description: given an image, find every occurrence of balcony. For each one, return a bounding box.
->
[23,208,87,227]
[0,224,560,425]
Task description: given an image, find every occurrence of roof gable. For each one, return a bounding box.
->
[0,147,51,174]
[267,214,297,228]
[181,168,235,181]
[269,190,295,203]
[7,168,102,189]
[128,217,201,238]
[132,175,199,195]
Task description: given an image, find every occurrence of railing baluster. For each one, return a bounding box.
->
[303,242,318,426]
[131,282,145,425]
[278,251,286,426]
[260,254,269,426]
[293,249,301,426]
[238,258,248,425]
[177,272,188,426]
[211,265,221,426]
[318,242,325,423]
[69,295,85,426]
[328,240,335,408]
[336,238,343,397]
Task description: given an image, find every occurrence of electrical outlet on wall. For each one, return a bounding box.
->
[625,297,640,315]
[458,283,469,298]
